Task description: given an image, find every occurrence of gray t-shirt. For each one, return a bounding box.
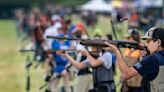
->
[83,52,112,69]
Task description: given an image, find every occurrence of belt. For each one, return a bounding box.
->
[94,80,114,86]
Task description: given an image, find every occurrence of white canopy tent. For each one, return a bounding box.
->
[141,0,163,7]
[80,0,114,13]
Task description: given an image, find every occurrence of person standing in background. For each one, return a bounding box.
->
[72,22,93,92]
[122,29,144,92]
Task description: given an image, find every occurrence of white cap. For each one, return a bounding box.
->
[51,14,61,21]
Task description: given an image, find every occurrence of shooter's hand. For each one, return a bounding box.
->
[63,52,69,57]
[103,42,118,53]
[56,50,65,55]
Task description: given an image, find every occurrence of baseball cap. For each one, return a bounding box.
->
[51,15,61,21]
[76,22,85,31]
[141,27,164,41]
[72,22,86,34]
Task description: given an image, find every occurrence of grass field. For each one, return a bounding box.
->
[0,20,45,92]
[0,18,127,92]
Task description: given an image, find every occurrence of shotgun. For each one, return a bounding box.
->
[19,49,100,58]
[46,36,146,50]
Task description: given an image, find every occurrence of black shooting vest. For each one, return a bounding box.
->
[77,40,92,75]
[92,51,115,92]
[93,64,114,85]
[77,55,92,75]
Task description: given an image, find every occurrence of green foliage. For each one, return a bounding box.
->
[0,0,88,7]
[56,0,88,7]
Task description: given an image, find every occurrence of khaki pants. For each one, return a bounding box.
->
[49,73,71,92]
[74,74,93,92]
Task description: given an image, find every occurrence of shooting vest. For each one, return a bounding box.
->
[124,48,142,87]
[93,65,114,85]
[150,51,164,92]
[76,42,92,75]
[77,55,92,75]
[93,52,115,86]
[76,35,92,75]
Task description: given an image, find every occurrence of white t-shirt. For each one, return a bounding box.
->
[43,22,62,48]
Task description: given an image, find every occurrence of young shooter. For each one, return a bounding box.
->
[104,27,164,92]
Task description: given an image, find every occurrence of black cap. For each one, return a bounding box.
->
[152,28,164,41]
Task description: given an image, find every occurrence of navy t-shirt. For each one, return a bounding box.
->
[156,50,164,65]
[133,53,159,81]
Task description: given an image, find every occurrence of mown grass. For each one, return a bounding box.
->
[0,20,45,92]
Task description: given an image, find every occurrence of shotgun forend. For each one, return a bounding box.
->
[80,40,146,50]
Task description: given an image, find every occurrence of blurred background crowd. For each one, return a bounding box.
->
[0,0,163,92]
